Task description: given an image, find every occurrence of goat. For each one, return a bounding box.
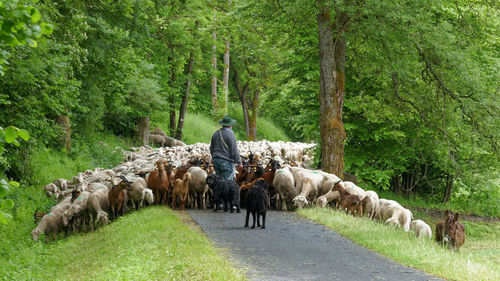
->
[172,172,192,210]
[108,175,133,220]
[332,181,362,216]
[147,159,171,205]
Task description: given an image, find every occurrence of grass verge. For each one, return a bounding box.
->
[298,207,499,281]
[1,206,245,281]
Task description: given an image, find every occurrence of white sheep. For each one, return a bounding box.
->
[86,189,110,231]
[338,181,366,198]
[410,219,432,239]
[62,191,91,232]
[315,190,340,208]
[290,167,323,208]
[382,203,413,232]
[43,183,60,199]
[125,176,150,210]
[374,198,400,221]
[186,166,208,210]
[273,166,297,211]
[31,198,72,242]
[361,190,379,219]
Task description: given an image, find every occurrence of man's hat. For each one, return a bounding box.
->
[218,115,237,126]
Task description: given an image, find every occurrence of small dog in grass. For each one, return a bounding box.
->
[206,174,240,213]
[245,179,269,229]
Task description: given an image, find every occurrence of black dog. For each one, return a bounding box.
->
[245,179,269,229]
[206,174,240,213]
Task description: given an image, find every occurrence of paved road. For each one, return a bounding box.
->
[188,209,443,281]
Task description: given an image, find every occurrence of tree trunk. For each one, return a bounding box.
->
[176,46,195,140]
[317,2,347,177]
[55,115,71,151]
[393,174,403,196]
[138,117,150,146]
[222,38,230,115]
[442,174,454,203]
[248,90,260,141]
[232,64,250,138]
[211,30,218,118]
[168,51,177,136]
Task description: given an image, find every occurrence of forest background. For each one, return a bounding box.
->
[0,0,498,219]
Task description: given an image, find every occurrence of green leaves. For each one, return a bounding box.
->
[0,178,17,224]
[2,126,29,144]
[0,0,53,74]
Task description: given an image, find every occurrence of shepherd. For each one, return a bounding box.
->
[209,115,243,180]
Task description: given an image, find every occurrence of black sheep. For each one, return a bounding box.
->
[206,174,240,213]
[245,179,269,229]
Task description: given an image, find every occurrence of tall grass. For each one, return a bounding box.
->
[154,109,290,144]
[1,207,245,280]
[181,113,221,145]
[299,207,499,281]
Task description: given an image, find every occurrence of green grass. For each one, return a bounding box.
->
[24,132,130,186]
[298,207,500,281]
[153,106,290,144]
[182,113,221,145]
[1,207,245,280]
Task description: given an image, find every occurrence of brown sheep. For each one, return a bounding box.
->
[172,172,192,210]
[147,159,171,205]
[332,181,362,216]
[108,175,133,220]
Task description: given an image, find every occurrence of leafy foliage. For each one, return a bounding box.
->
[0,0,53,74]
[0,126,28,224]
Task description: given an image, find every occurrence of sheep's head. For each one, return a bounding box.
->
[155,159,166,171]
[292,195,308,209]
[410,220,417,231]
[183,172,193,183]
[316,196,327,208]
[71,186,83,202]
[31,229,40,242]
[43,183,59,197]
[96,211,109,225]
[62,210,71,227]
[144,189,154,204]
[117,175,133,191]
[385,217,399,228]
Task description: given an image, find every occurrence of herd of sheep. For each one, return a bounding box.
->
[33,138,462,250]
